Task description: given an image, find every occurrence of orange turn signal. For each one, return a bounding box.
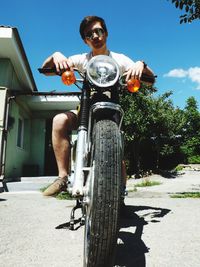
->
[61,70,76,85]
[127,78,140,93]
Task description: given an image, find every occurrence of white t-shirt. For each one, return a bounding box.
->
[69,51,135,74]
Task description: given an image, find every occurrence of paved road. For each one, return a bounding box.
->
[0,170,200,267]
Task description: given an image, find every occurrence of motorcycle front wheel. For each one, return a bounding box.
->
[84,119,122,267]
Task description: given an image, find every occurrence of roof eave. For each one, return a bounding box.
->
[0,26,37,92]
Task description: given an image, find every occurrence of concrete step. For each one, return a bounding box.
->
[4,176,57,192]
[21,176,57,183]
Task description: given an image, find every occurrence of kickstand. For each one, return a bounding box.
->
[69,199,86,230]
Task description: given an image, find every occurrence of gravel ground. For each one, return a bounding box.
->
[0,169,200,267]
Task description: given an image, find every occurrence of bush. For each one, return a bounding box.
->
[174,165,184,172]
[188,155,200,164]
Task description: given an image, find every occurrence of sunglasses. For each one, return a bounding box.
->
[85,28,105,40]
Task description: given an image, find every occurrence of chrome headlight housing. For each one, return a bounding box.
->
[86,55,120,87]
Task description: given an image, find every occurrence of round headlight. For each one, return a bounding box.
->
[86,55,120,87]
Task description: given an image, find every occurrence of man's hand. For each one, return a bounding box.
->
[42,52,73,75]
[51,52,70,73]
[125,61,145,82]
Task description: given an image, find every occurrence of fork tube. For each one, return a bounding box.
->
[72,83,89,196]
[79,82,89,129]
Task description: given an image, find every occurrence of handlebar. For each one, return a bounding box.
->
[38,68,156,82]
[38,67,156,92]
[140,73,157,84]
[38,67,81,75]
[38,67,60,75]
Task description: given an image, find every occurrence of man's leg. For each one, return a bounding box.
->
[43,112,77,196]
[52,112,77,178]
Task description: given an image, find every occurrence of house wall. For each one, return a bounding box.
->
[0,58,31,179]
[0,58,21,90]
[5,101,46,178]
[5,100,31,178]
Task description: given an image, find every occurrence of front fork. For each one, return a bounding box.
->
[70,127,88,196]
[69,82,90,197]
[67,124,90,230]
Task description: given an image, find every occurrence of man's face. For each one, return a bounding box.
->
[84,21,107,51]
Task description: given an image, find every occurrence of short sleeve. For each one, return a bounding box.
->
[110,52,135,73]
[68,53,89,73]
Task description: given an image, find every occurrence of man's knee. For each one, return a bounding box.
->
[53,112,77,131]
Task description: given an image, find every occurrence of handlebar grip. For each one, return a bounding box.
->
[38,67,57,74]
[141,73,157,84]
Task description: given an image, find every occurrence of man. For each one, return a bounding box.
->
[42,15,155,196]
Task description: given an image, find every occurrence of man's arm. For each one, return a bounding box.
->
[125,60,155,85]
[42,52,74,75]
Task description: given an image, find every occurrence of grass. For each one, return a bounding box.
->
[40,185,49,192]
[56,191,74,200]
[170,192,200,198]
[135,178,162,187]
[174,165,185,172]
[40,185,74,200]
[174,165,184,172]
[128,187,137,193]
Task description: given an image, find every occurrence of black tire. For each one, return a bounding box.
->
[84,120,122,267]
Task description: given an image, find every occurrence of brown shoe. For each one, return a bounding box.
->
[43,177,68,196]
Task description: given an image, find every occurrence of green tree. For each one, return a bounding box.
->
[146,92,185,170]
[119,84,155,174]
[168,0,200,23]
[120,86,184,174]
[183,96,200,136]
[180,97,200,163]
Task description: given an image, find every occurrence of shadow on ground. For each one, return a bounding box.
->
[114,205,171,267]
[55,218,82,231]
[158,170,183,179]
[55,203,171,267]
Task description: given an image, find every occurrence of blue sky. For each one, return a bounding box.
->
[1,0,200,110]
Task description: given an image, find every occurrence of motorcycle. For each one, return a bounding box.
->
[39,55,155,267]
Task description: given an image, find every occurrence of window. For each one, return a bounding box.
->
[17,118,24,148]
